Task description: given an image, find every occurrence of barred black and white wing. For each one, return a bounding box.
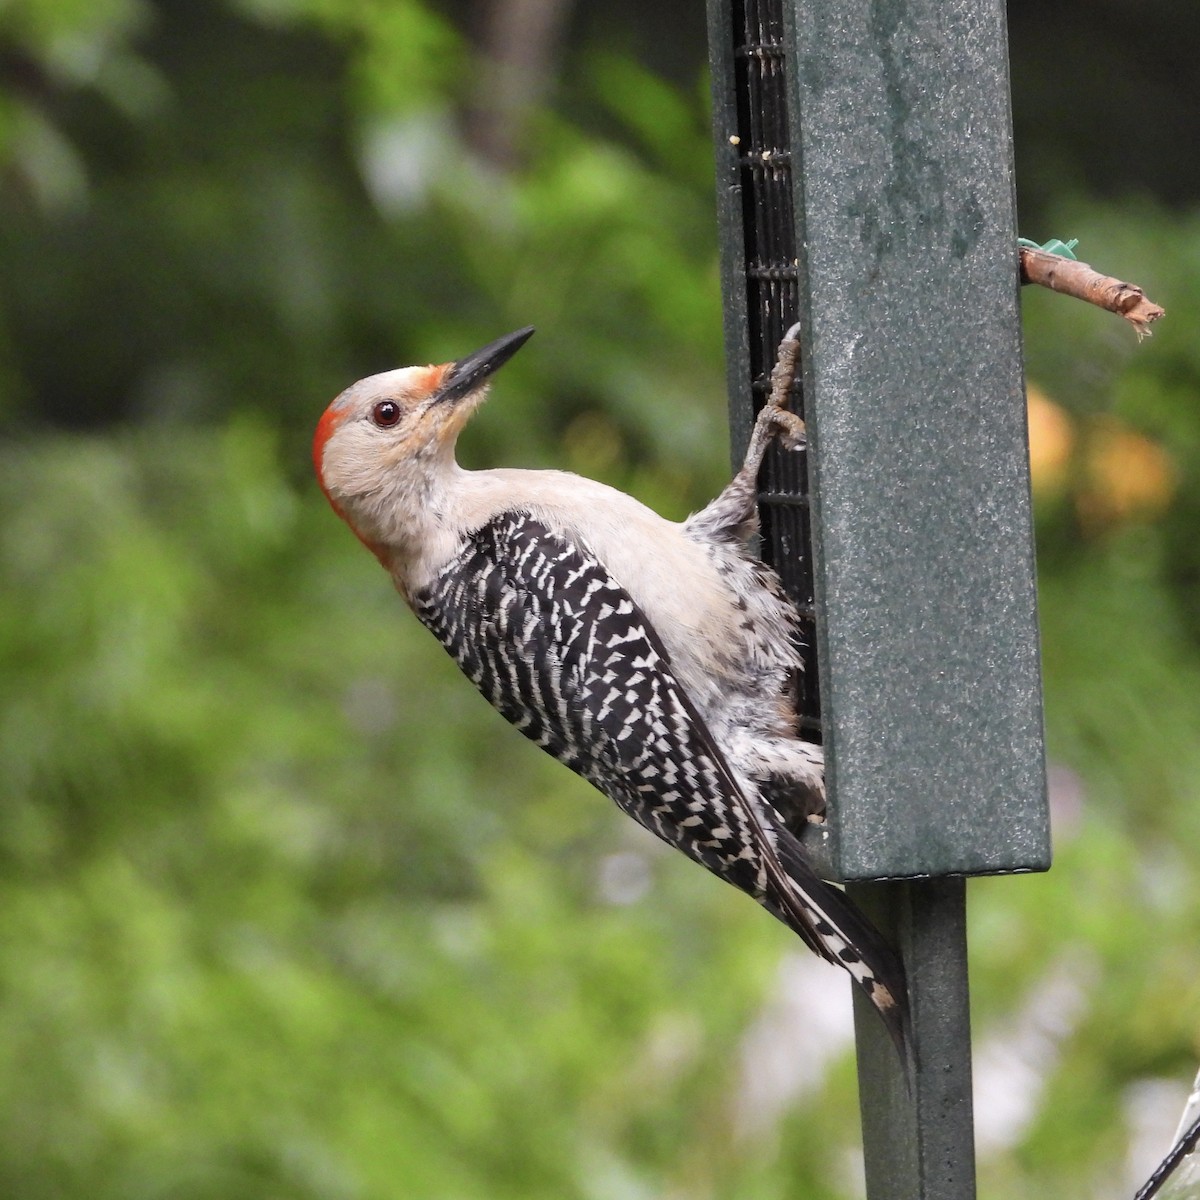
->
[411,510,908,1050]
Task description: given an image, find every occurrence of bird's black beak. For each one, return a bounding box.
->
[438,327,535,405]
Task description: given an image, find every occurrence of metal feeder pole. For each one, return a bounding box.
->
[706,1,1051,1196]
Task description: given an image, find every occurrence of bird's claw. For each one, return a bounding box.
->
[761,405,807,452]
[766,322,803,412]
[759,322,806,450]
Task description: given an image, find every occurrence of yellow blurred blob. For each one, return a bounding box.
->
[1026,383,1176,532]
[1077,415,1177,531]
[1026,384,1075,498]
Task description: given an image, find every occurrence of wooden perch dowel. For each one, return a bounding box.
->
[1019,246,1165,338]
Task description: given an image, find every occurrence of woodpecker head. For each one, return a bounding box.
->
[313,327,534,560]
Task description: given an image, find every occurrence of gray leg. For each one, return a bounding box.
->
[687,324,806,542]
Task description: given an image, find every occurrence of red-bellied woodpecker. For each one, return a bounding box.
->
[314,326,908,1051]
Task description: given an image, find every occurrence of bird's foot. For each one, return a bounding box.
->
[758,406,807,452]
[766,322,803,411]
[755,322,806,451]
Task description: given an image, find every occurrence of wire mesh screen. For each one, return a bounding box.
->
[729,0,821,738]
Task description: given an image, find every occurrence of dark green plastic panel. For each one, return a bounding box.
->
[783,0,1049,879]
[708,0,1050,880]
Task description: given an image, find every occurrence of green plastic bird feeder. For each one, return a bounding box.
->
[706,0,1051,1195]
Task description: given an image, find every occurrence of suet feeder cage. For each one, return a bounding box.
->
[705,0,1052,1194]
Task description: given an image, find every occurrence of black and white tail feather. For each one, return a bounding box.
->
[413,511,910,1054]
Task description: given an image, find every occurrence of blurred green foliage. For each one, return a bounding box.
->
[1,1,1199,1197]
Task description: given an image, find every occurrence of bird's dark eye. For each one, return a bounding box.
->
[372,401,401,428]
